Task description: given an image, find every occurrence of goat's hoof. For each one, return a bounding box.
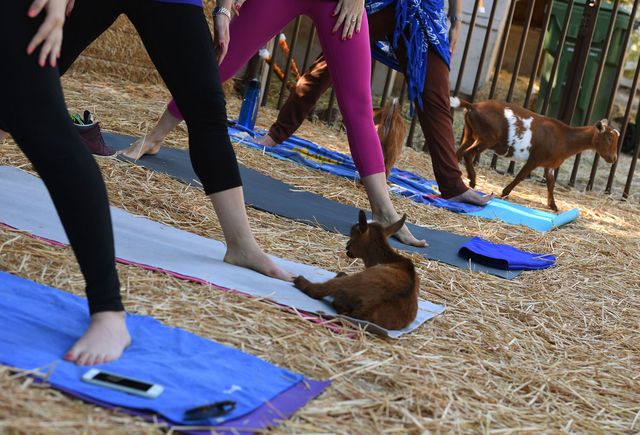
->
[293,275,310,290]
[335,272,348,278]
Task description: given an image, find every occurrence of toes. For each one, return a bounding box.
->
[76,351,91,366]
[64,350,78,362]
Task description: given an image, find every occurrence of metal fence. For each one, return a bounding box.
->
[248,0,640,199]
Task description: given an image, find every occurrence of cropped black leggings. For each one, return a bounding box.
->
[0,1,122,314]
[58,0,242,195]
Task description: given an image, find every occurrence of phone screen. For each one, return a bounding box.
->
[93,372,153,392]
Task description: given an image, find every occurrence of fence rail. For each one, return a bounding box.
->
[249,0,640,199]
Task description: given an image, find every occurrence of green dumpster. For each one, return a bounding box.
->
[536,0,634,125]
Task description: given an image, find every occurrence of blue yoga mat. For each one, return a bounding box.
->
[0,271,328,431]
[227,125,579,232]
[459,237,556,271]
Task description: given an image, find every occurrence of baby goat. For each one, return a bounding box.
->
[294,210,418,330]
[374,98,407,179]
[451,98,620,211]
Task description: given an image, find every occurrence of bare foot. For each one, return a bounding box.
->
[448,188,494,206]
[224,241,294,281]
[373,211,427,247]
[65,311,131,366]
[252,134,277,147]
[120,136,163,160]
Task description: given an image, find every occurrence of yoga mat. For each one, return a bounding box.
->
[225,125,580,232]
[0,166,444,338]
[0,271,328,433]
[104,132,519,279]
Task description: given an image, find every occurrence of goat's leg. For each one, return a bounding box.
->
[293,276,334,299]
[463,152,477,188]
[544,168,558,211]
[456,138,480,161]
[501,159,538,198]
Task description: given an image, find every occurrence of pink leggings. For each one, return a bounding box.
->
[167,0,385,177]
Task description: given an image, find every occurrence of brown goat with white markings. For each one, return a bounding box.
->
[294,210,418,330]
[374,98,407,179]
[451,98,620,211]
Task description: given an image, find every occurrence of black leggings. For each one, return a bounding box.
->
[58,0,242,195]
[0,1,123,314]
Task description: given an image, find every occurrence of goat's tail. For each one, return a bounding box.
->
[449,96,473,111]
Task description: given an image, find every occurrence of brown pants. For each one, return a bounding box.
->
[268,5,467,198]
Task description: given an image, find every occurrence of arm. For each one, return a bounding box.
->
[213,0,234,64]
[448,0,462,55]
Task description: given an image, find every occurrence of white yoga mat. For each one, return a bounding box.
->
[0,166,444,338]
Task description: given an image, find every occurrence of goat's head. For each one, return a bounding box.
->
[594,119,619,164]
[346,210,406,259]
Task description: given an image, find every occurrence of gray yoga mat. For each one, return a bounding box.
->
[104,132,519,279]
[0,166,444,338]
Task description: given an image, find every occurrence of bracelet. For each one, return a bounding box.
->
[213,6,232,20]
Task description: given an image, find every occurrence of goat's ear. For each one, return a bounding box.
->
[596,119,608,132]
[358,210,368,233]
[385,214,407,237]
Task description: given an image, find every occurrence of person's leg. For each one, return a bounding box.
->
[257,54,332,146]
[394,40,490,205]
[257,4,395,146]
[123,0,303,157]
[0,0,129,366]
[308,3,424,246]
[58,0,123,75]
[127,1,293,280]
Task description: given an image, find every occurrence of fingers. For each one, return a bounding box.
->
[217,41,229,65]
[28,14,61,57]
[332,9,347,33]
[333,0,343,16]
[356,13,363,34]
[28,0,48,17]
[40,31,61,67]
[65,0,75,16]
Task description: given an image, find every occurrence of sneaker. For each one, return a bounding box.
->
[71,111,115,156]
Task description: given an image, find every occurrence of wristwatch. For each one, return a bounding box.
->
[213,5,232,20]
[449,15,463,25]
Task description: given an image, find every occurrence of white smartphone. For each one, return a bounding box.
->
[81,369,164,399]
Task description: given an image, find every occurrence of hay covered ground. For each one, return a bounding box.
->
[1,63,640,434]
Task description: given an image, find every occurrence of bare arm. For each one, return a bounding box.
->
[213,0,234,64]
[448,0,462,55]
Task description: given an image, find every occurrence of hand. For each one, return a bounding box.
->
[26,0,69,67]
[449,20,461,55]
[214,14,231,65]
[232,0,246,16]
[66,0,75,16]
[332,0,364,40]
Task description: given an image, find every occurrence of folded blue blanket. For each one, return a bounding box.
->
[0,271,328,431]
[228,125,579,232]
[458,237,556,271]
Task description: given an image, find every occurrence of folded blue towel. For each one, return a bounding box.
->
[0,271,328,429]
[458,237,556,271]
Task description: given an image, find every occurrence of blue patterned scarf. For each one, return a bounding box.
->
[366,0,451,111]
